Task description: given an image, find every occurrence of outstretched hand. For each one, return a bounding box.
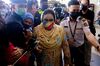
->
[96,45,100,53]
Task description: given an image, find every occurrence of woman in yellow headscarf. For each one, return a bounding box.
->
[34,9,70,66]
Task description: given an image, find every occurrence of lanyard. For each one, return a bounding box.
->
[69,21,77,40]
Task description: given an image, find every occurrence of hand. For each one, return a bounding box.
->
[7,47,23,63]
[96,45,100,53]
[23,31,33,40]
[11,47,23,59]
[26,31,33,38]
[35,44,43,53]
[68,38,75,45]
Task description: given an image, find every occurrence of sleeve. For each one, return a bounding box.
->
[61,27,69,42]
[82,19,90,33]
[60,21,70,40]
[61,27,71,65]
[60,20,64,27]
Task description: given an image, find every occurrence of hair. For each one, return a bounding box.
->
[84,0,90,5]
[79,0,90,5]
[68,0,80,7]
[41,9,56,21]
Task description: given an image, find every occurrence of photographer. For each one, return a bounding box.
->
[80,0,96,66]
[4,13,35,66]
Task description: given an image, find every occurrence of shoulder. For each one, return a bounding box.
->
[55,24,64,33]
[56,24,63,29]
[60,20,68,26]
[34,24,42,32]
[87,9,94,15]
[33,24,41,36]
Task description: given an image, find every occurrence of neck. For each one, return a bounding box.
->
[70,17,77,22]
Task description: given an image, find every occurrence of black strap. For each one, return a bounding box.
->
[69,21,77,40]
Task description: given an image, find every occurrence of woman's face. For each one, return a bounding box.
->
[43,14,54,22]
[42,14,55,30]
[24,19,33,26]
[23,18,33,29]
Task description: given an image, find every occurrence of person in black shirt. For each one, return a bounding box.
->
[80,0,96,66]
[80,0,96,35]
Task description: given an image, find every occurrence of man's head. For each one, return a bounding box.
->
[27,0,38,14]
[80,0,90,5]
[11,0,27,16]
[68,0,80,20]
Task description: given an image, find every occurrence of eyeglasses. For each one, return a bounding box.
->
[44,19,54,22]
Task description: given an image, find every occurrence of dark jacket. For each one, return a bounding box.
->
[34,11,41,27]
[80,9,96,35]
[5,12,23,24]
[5,12,26,48]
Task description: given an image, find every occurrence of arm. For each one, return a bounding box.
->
[61,28,71,66]
[84,30,100,49]
[62,40,71,66]
[82,19,100,52]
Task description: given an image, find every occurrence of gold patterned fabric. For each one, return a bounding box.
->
[34,23,65,66]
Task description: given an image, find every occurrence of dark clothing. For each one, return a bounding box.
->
[80,9,94,66]
[54,7,64,20]
[0,17,7,66]
[80,10,96,35]
[0,16,26,65]
[5,12,23,25]
[0,16,5,29]
[5,12,26,48]
[63,11,69,20]
[84,41,91,66]
[70,44,89,66]
[34,11,41,27]
[5,12,36,65]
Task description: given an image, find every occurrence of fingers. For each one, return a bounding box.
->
[10,47,23,60]
[97,45,100,53]
[35,44,43,53]
[23,31,33,40]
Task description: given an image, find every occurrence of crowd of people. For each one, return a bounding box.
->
[0,0,100,66]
